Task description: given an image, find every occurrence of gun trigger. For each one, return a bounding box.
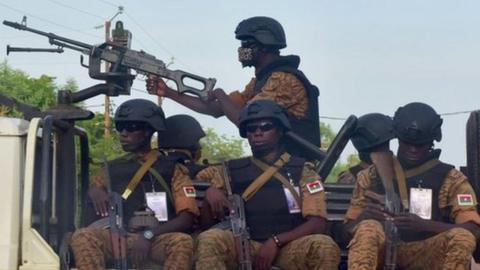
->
[80,55,88,68]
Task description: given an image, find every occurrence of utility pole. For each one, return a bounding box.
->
[101,6,124,138]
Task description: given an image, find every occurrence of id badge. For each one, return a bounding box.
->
[409,188,432,220]
[145,192,168,222]
[283,186,301,214]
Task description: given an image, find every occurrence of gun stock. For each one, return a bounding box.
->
[369,152,400,270]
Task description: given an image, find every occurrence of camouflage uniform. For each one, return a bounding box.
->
[229,71,308,119]
[195,161,340,270]
[345,159,480,270]
[71,151,199,270]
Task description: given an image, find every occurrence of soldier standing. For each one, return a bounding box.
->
[71,99,199,270]
[147,16,321,159]
[337,113,395,184]
[345,102,480,270]
[195,100,340,270]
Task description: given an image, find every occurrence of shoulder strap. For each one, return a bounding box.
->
[147,167,174,204]
[121,151,158,200]
[405,159,441,178]
[241,153,291,202]
[250,157,302,207]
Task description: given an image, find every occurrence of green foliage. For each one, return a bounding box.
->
[76,113,124,175]
[0,61,56,116]
[200,128,246,163]
[320,121,359,183]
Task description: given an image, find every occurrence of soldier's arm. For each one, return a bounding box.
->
[273,163,328,246]
[151,164,199,235]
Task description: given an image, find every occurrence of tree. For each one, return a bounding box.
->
[0,61,56,116]
[200,128,246,163]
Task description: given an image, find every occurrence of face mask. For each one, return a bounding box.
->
[238,47,257,67]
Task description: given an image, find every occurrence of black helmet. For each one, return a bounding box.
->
[351,113,395,152]
[158,114,206,149]
[238,100,291,138]
[393,102,442,144]
[114,99,166,131]
[235,16,286,49]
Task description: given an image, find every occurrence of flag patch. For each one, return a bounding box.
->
[306,180,324,194]
[183,186,197,198]
[458,194,474,206]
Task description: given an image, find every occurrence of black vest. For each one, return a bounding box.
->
[108,154,182,223]
[370,159,454,242]
[228,156,306,241]
[161,151,206,179]
[253,55,321,160]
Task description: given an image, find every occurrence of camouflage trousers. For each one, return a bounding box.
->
[348,219,477,270]
[195,228,340,270]
[70,228,193,270]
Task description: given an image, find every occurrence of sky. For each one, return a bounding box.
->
[1,0,479,166]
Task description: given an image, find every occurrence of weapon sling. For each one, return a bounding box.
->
[121,151,158,200]
[249,157,301,208]
[241,152,291,202]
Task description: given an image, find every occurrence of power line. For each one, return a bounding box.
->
[47,0,106,20]
[123,12,197,73]
[98,0,119,8]
[440,110,476,116]
[0,2,103,39]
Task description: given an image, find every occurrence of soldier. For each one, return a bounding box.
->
[146,16,320,159]
[195,100,340,270]
[345,102,480,270]
[71,99,199,270]
[337,113,395,184]
[158,114,207,179]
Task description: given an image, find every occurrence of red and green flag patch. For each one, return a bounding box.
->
[306,180,324,194]
[457,194,474,206]
[183,186,197,198]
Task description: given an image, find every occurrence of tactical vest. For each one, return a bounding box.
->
[253,55,321,160]
[161,150,206,179]
[370,159,454,242]
[228,156,306,241]
[108,154,181,223]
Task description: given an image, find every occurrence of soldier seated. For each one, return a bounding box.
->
[195,100,340,270]
[337,113,395,184]
[345,102,480,270]
[70,99,199,270]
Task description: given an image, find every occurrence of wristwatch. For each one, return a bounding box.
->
[142,230,155,241]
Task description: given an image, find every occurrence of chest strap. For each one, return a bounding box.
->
[405,159,440,178]
[250,156,302,208]
[241,153,291,202]
[121,151,158,200]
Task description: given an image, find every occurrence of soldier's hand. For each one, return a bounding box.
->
[207,88,227,102]
[394,213,425,232]
[88,186,109,217]
[255,238,279,270]
[132,235,152,270]
[146,75,169,97]
[205,186,231,219]
[363,203,391,222]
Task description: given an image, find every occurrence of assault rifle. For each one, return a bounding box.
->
[104,160,128,270]
[222,163,252,270]
[369,152,401,270]
[3,20,216,99]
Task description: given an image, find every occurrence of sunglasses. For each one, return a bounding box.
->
[115,122,147,132]
[245,122,276,133]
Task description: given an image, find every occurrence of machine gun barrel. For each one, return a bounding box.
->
[7,45,63,55]
[3,20,93,52]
